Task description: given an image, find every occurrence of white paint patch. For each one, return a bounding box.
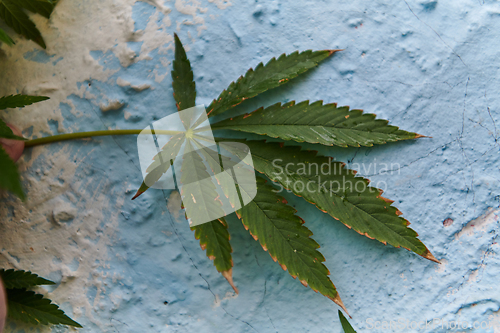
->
[50,197,78,223]
[100,100,125,112]
[212,291,238,309]
[0,145,124,327]
[208,0,233,10]
[175,0,208,35]
[435,258,448,274]
[116,77,151,92]
[456,207,500,239]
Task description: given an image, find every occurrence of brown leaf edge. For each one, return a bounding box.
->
[193,217,239,294]
[235,209,350,317]
[243,144,440,264]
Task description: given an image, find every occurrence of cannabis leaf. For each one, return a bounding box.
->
[0,95,49,110]
[132,35,437,314]
[205,49,340,119]
[219,139,438,262]
[0,145,25,200]
[136,34,239,291]
[181,138,238,291]
[0,269,80,328]
[0,0,56,49]
[132,133,185,199]
[0,94,49,199]
[211,100,423,147]
[179,139,226,221]
[191,217,237,292]
[339,310,357,333]
[0,0,45,48]
[132,33,199,199]
[0,27,14,45]
[15,0,56,19]
[0,118,25,140]
[172,33,196,113]
[0,269,55,289]
[7,289,82,327]
[236,176,347,312]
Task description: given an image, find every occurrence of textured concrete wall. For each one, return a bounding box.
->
[1,0,500,332]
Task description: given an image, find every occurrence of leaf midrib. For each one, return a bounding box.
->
[214,123,404,135]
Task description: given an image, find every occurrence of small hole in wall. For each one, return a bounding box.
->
[443,218,453,227]
[163,301,168,305]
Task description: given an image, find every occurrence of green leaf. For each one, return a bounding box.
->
[7,289,82,327]
[0,118,25,140]
[0,269,55,289]
[177,139,229,225]
[211,100,423,147]
[172,33,196,113]
[15,0,56,19]
[0,27,14,45]
[134,126,237,289]
[0,0,46,48]
[191,217,237,293]
[179,139,236,291]
[190,139,246,208]
[339,310,356,333]
[173,138,236,291]
[0,145,25,200]
[132,33,196,199]
[205,49,340,119]
[217,139,438,263]
[132,133,185,200]
[237,176,348,312]
[0,94,49,110]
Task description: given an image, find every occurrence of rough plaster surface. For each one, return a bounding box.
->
[1,0,500,332]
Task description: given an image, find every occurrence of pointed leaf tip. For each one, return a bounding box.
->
[423,250,440,263]
[0,269,55,289]
[172,31,196,113]
[221,269,239,294]
[331,293,350,318]
[0,95,50,110]
[131,190,143,200]
[192,218,234,293]
[7,289,82,327]
[328,49,343,55]
[132,180,152,200]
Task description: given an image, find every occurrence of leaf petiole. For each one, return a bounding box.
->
[24,129,184,148]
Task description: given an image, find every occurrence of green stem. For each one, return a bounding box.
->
[24,129,183,148]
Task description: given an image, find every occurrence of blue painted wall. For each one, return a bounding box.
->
[1,0,500,332]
